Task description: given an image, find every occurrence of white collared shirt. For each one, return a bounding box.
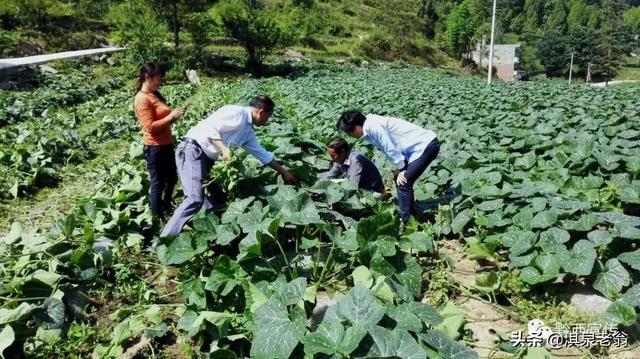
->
[185,105,274,164]
[363,114,437,170]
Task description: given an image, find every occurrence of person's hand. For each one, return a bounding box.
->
[170,107,187,122]
[220,147,232,161]
[282,171,300,186]
[396,171,408,186]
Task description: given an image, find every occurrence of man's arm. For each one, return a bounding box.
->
[243,132,299,185]
[209,139,231,160]
[325,163,344,179]
[268,159,300,185]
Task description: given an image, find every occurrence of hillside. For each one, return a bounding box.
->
[1,0,639,80]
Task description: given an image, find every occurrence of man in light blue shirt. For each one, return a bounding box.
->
[337,109,440,224]
[161,96,299,237]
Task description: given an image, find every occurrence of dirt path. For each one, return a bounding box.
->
[590,80,640,87]
[438,239,596,358]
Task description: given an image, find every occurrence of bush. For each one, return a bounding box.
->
[107,0,169,65]
[217,0,295,75]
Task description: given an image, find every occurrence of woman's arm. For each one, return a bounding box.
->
[135,98,182,134]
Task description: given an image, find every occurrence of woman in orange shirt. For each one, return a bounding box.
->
[134,63,186,219]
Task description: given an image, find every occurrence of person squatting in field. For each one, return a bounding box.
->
[323,137,385,197]
[337,109,440,225]
[160,95,300,237]
[134,63,188,220]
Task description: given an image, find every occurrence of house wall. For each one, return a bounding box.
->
[496,63,515,81]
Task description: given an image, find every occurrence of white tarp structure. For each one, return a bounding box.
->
[0,47,124,70]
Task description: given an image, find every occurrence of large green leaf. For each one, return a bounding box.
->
[0,303,33,325]
[594,259,631,298]
[222,197,255,224]
[388,304,423,332]
[622,284,640,307]
[600,301,637,326]
[618,249,640,271]
[530,210,558,229]
[205,255,241,296]
[367,325,427,359]
[156,233,208,265]
[336,286,385,326]
[301,322,367,356]
[251,300,306,359]
[420,330,479,359]
[613,223,640,240]
[537,228,570,252]
[181,278,207,309]
[268,186,322,225]
[451,209,473,234]
[408,302,443,326]
[0,325,15,359]
[273,277,307,306]
[587,230,613,246]
[519,254,561,284]
[32,298,65,330]
[558,240,596,276]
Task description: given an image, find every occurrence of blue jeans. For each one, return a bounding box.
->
[160,139,226,237]
[143,144,177,218]
[397,139,440,223]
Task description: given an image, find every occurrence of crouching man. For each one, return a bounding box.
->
[324,137,385,197]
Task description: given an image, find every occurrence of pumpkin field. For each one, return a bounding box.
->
[1,66,640,358]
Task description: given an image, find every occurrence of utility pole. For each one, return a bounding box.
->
[479,35,485,69]
[568,52,574,84]
[487,0,497,85]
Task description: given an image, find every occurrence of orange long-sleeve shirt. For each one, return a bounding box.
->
[134,92,173,146]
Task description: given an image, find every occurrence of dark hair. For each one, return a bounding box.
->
[136,62,167,103]
[337,109,366,133]
[249,95,275,112]
[327,137,350,153]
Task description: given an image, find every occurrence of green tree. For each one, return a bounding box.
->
[0,0,72,29]
[567,0,602,31]
[624,6,640,33]
[445,0,478,60]
[567,25,603,79]
[545,0,569,34]
[108,0,169,63]
[598,0,632,81]
[418,0,438,39]
[217,0,295,75]
[523,0,546,34]
[537,29,569,77]
[145,0,216,49]
[292,0,314,8]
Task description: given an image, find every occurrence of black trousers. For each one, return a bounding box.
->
[397,139,440,223]
[143,144,178,218]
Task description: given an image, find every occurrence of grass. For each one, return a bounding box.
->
[0,137,132,233]
[614,55,640,81]
[615,65,640,81]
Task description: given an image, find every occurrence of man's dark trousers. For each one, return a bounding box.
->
[397,139,440,223]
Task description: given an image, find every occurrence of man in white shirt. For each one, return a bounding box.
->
[337,109,440,225]
[160,95,299,237]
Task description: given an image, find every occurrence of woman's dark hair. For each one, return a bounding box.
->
[249,95,275,112]
[337,109,366,133]
[136,62,167,103]
[327,137,350,154]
